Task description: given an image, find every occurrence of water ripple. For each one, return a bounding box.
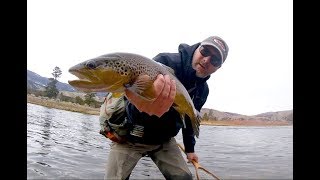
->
[27,103,292,179]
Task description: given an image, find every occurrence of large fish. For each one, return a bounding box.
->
[68,52,201,137]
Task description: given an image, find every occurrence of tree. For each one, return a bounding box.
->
[44,78,59,98]
[44,66,62,98]
[58,92,74,102]
[208,109,213,119]
[84,93,96,107]
[75,96,85,105]
[52,66,62,80]
[202,113,209,121]
[211,115,217,121]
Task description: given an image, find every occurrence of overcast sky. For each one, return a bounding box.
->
[27,0,293,116]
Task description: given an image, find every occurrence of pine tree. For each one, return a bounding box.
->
[52,66,62,80]
[44,66,62,98]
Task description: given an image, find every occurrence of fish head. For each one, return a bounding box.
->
[68,53,134,93]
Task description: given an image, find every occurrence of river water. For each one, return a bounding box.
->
[27,103,293,179]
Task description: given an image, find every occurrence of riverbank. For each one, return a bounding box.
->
[27,94,291,126]
[27,94,100,115]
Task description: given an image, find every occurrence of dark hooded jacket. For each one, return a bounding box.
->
[125,42,210,153]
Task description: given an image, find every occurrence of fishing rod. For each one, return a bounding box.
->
[177,143,221,180]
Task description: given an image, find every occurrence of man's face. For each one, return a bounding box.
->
[192,45,222,78]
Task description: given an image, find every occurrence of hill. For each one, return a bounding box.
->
[27,69,293,124]
[27,70,76,92]
[27,69,107,97]
[200,108,292,124]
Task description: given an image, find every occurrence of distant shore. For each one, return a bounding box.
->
[27,94,100,115]
[27,94,291,126]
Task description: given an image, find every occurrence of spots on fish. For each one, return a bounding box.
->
[104,59,130,76]
[103,56,159,79]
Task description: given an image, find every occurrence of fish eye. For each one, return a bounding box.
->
[86,61,96,69]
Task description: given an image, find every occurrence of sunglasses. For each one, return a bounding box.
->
[199,45,222,67]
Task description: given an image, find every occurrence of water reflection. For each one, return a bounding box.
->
[42,108,54,141]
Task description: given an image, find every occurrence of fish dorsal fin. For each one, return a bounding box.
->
[127,74,156,101]
[158,62,175,75]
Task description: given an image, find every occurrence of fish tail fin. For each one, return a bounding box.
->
[179,108,201,138]
[193,110,201,138]
[196,110,202,124]
[195,116,200,138]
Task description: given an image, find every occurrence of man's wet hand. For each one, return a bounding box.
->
[187,152,199,163]
[125,74,176,117]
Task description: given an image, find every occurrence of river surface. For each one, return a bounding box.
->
[27,103,293,179]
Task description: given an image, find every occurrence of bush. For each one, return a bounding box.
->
[75,96,85,105]
[58,93,75,103]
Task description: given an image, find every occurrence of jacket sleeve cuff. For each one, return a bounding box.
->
[184,145,194,153]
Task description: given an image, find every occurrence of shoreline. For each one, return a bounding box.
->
[27,94,291,126]
[27,94,100,115]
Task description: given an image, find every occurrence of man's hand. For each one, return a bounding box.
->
[125,74,176,117]
[187,152,199,163]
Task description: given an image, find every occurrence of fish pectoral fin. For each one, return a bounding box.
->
[128,74,156,101]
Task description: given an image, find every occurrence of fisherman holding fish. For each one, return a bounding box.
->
[68,36,229,179]
[108,36,228,180]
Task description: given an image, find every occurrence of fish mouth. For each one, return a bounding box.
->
[68,64,105,92]
[68,64,99,82]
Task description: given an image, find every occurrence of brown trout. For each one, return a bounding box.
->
[68,52,201,137]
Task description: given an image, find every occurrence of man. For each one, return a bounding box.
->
[105,36,229,179]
